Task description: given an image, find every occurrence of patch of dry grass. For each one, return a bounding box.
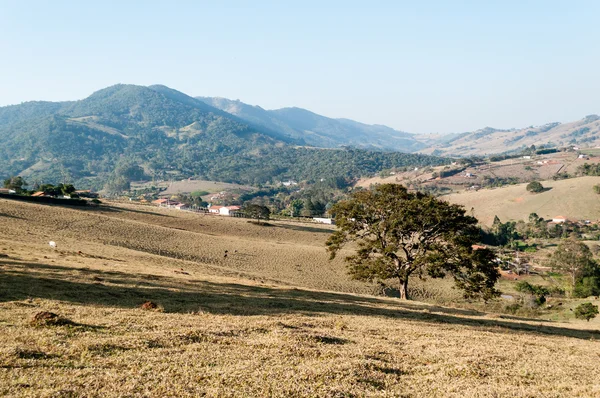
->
[2,199,600,396]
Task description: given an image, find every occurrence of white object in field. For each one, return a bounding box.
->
[49,241,57,249]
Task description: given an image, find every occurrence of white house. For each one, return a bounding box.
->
[552,216,567,223]
[313,217,334,225]
[219,206,241,216]
[208,205,223,214]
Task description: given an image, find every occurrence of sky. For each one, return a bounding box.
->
[1,1,599,134]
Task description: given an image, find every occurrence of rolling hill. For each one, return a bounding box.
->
[1,198,600,397]
[446,176,600,226]
[0,85,447,188]
[197,97,425,152]
[421,115,600,157]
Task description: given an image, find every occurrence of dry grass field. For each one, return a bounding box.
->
[2,199,600,397]
[446,176,600,226]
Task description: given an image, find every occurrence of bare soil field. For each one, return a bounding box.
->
[2,199,600,397]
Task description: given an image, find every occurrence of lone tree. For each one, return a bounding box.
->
[574,302,599,322]
[526,181,544,193]
[326,184,500,300]
[243,204,271,225]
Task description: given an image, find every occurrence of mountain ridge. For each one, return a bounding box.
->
[0,84,446,188]
[196,96,424,152]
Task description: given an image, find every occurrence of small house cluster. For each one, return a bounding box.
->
[151,198,189,210]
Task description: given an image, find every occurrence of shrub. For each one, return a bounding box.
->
[574,302,599,322]
[504,303,521,314]
[526,181,544,193]
[594,185,600,194]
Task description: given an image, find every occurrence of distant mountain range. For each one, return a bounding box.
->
[197,97,600,157]
[419,116,600,157]
[0,84,445,188]
[196,97,425,152]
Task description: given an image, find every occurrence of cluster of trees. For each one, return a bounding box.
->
[3,176,79,198]
[3,176,27,193]
[485,213,599,244]
[550,239,600,298]
[577,163,600,177]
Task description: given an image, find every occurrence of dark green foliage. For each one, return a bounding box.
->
[242,204,271,224]
[578,163,600,177]
[39,183,76,197]
[3,176,27,193]
[0,84,449,187]
[526,181,544,193]
[550,238,600,297]
[326,184,500,300]
[574,302,599,322]
[515,281,549,306]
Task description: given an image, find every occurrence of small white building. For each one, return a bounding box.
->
[220,206,240,216]
[552,216,567,223]
[313,217,335,225]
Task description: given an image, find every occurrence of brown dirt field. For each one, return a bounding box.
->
[2,199,600,397]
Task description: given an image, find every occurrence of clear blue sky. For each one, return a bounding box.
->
[1,1,599,134]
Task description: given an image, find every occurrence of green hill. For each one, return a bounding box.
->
[0,85,446,188]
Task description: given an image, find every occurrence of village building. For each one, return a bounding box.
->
[552,216,567,224]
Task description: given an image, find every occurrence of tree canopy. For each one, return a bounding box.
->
[326,184,499,300]
[242,204,271,225]
[550,238,600,297]
[526,181,544,193]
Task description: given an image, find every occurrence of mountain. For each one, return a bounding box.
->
[0,84,446,188]
[420,115,600,157]
[197,97,425,152]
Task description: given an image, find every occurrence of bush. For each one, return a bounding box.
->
[574,302,599,322]
[526,181,544,193]
[594,185,600,194]
[504,303,521,314]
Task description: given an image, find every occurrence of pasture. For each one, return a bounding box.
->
[445,176,600,226]
[1,199,600,397]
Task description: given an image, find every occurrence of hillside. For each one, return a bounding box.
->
[446,176,600,226]
[0,85,446,188]
[197,97,424,152]
[2,199,600,397]
[421,115,600,157]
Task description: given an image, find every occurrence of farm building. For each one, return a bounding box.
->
[0,188,16,194]
[552,216,567,223]
[208,205,222,214]
[208,205,241,216]
[313,217,335,225]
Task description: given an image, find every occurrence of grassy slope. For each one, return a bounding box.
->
[446,176,600,226]
[1,199,600,397]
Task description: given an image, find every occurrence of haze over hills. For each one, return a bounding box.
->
[420,115,600,157]
[197,97,425,152]
[0,84,445,188]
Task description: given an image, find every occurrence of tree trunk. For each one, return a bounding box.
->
[398,277,409,300]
